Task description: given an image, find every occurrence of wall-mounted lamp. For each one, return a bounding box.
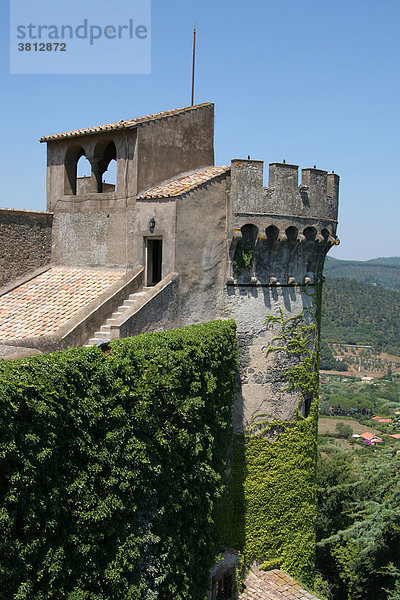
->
[149,217,156,233]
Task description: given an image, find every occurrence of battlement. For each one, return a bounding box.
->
[227,159,339,286]
[230,159,339,225]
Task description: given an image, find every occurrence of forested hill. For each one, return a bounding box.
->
[324,256,400,291]
[321,277,400,356]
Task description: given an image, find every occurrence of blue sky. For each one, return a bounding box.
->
[1,0,399,260]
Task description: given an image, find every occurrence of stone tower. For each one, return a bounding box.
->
[218,159,339,586]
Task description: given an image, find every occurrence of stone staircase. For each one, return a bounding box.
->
[85,287,152,346]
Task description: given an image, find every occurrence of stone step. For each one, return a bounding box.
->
[94,330,110,337]
[122,299,136,307]
[86,286,152,346]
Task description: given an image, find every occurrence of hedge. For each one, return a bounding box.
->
[0,320,238,600]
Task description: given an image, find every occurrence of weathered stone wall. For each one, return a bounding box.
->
[136,104,215,194]
[119,275,180,338]
[174,175,228,324]
[0,209,53,287]
[50,205,136,268]
[223,284,316,432]
[133,198,177,278]
[230,160,339,224]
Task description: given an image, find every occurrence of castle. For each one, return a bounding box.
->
[0,102,338,598]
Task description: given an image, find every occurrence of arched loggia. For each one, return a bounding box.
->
[91,140,117,193]
[64,145,86,195]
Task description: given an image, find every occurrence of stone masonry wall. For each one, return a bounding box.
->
[0,209,53,287]
[223,284,316,432]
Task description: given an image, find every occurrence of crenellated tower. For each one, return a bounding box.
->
[222,158,339,432]
[219,157,339,585]
[227,159,339,287]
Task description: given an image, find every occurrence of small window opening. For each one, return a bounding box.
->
[304,396,312,418]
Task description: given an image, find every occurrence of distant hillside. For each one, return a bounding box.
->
[365,257,400,266]
[323,256,400,291]
[321,277,400,356]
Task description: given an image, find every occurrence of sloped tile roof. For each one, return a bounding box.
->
[239,568,320,600]
[136,165,230,199]
[40,103,213,142]
[360,432,376,440]
[0,267,124,341]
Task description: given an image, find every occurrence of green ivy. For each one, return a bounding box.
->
[232,240,254,276]
[0,321,238,600]
[220,286,322,589]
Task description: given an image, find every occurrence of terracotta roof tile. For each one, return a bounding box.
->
[40,103,213,142]
[136,165,230,199]
[0,267,124,341]
[239,569,321,600]
[360,432,375,440]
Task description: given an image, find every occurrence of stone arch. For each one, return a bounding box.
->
[285,226,300,280]
[91,139,117,193]
[303,226,317,241]
[76,154,92,195]
[64,144,86,195]
[320,228,330,242]
[240,223,259,246]
[285,225,298,245]
[303,227,318,274]
[265,224,279,246]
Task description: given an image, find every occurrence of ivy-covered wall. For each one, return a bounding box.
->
[220,290,321,588]
[0,320,238,600]
[226,401,318,586]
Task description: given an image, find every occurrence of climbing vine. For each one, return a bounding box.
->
[221,283,322,589]
[232,240,254,277]
[0,321,238,600]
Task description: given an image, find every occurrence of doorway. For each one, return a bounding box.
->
[146,238,163,286]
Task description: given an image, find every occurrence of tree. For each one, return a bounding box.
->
[335,422,353,439]
[316,451,400,599]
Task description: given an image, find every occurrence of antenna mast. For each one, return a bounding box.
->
[191,25,196,106]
